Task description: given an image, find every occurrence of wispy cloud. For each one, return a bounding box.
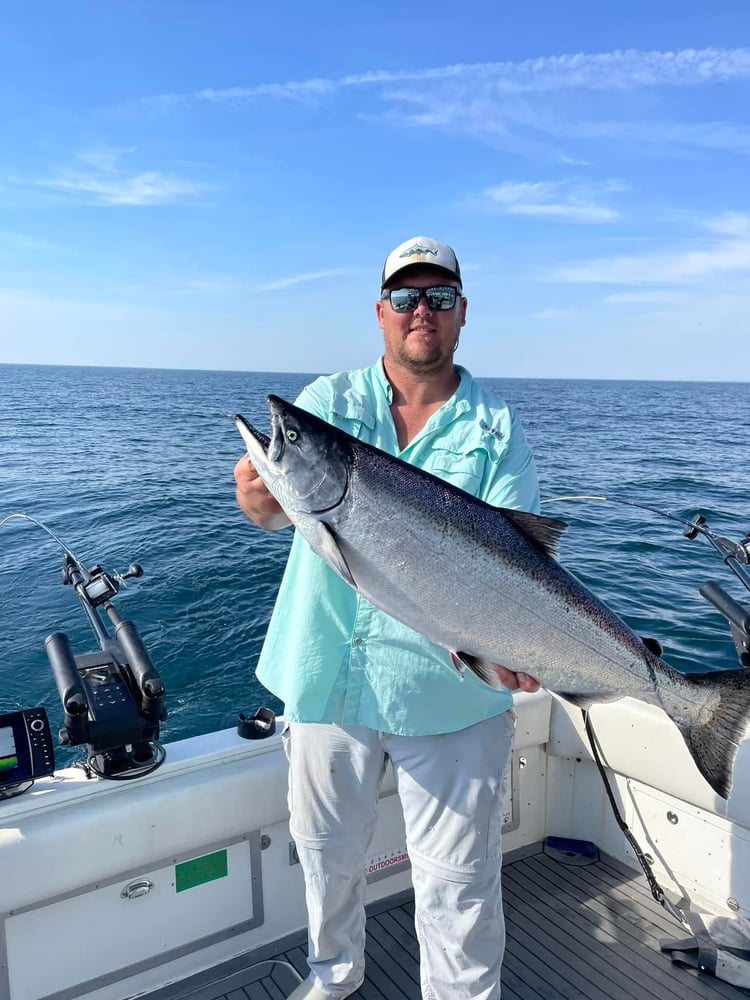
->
[249,268,363,293]
[34,171,204,206]
[534,307,573,318]
[550,242,750,284]
[550,118,750,154]
[603,290,686,304]
[0,231,64,253]
[558,154,592,167]
[162,268,362,296]
[703,211,750,237]
[14,145,206,207]
[140,47,750,160]
[76,144,137,172]
[148,78,337,111]
[481,179,623,223]
[547,214,750,285]
[149,47,750,107]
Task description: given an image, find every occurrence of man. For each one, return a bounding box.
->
[234,236,541,1000]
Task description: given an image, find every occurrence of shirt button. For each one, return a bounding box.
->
[353,637,362,645]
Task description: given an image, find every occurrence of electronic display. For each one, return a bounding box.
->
[0,710,55,794]
[0,726,19,773]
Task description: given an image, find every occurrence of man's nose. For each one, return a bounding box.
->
[412,291,434,313]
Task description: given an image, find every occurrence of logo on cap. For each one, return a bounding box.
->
[400,244,439,259]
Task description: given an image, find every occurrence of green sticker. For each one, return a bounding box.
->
[175,849,228,892]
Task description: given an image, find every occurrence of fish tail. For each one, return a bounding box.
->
[667,668,750,798]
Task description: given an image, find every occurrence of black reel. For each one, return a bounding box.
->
[46,556,167,779]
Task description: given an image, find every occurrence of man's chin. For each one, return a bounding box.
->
[397,347,451,374]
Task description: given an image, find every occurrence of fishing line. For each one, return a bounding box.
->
[541,495,688,569]
[542,494,750,594]
[539,493,741,565]
[549,499,749,900]
[541,494,708,535]
[1,512,136,592]
[0,511,82,561]
[581,708,690,930]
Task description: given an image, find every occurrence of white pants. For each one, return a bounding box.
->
[283,713,515,1000]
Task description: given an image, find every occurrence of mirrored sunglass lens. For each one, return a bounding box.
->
[388,288,421,312]
[387,287,458,311]
[425,287,457,309]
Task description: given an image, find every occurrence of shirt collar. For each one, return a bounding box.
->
[374,357,471,414]
[374,356,393,404]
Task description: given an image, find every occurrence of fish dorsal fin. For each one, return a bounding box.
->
[501,509,568,560]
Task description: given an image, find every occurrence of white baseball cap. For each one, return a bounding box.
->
[381,236,462,290]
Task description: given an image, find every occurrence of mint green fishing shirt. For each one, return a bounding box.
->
[255,358,541,736]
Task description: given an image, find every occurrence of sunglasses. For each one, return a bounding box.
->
[381,285,461,313]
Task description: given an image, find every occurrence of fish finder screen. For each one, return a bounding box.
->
[0,727,19,772]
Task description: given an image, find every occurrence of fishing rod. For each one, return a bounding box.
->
[1,513,167,780]
[541,495,750,668]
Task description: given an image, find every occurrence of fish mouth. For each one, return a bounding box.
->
[230,413,271,454]
[229,409,291,467]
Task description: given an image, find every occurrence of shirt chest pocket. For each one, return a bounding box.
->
[427,447,489,495]
[331,398,376,443]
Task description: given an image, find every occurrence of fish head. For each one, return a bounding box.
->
[233,396,350,519]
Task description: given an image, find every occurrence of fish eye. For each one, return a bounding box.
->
[286,429,299,442]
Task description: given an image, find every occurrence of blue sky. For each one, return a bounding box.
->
[1,1,749,380]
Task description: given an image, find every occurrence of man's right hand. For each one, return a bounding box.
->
[234,456,290,530]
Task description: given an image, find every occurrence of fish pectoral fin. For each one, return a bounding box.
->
[314,523,357,588]
[554,691,623,710]
[555,692,596,710]
[450,651,506,691]
[449,652,466,677]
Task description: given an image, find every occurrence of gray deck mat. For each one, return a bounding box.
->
[150,849,750,999]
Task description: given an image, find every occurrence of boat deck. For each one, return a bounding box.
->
[151,847,749,1000]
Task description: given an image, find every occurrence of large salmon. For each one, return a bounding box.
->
[233,396,750,798]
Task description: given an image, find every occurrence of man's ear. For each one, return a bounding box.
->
[375,299,386,330]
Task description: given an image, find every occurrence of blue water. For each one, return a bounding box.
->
[1,365,748,762]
